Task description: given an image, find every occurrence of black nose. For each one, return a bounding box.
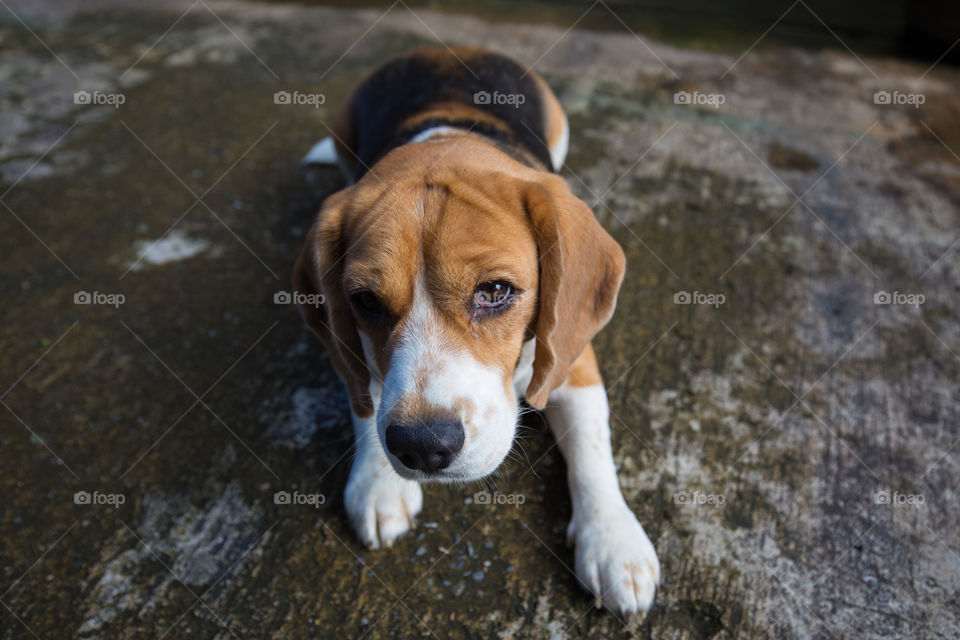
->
[385,421,464,474]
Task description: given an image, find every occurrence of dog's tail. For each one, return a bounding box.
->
[301,136,338,165]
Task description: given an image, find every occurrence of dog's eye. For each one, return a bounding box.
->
[473,281,517,318]
[351,291,388,319]
[475,281,511,307]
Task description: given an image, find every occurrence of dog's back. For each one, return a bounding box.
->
[329,47,568,180]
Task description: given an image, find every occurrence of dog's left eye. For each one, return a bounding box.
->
[473,281,516,317]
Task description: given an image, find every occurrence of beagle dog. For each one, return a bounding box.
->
[294,47,659,615]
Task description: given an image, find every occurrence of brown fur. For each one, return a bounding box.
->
[294,136,624,412]
[330,46,565,178]
[566,343,603,388]
[531,71,567,157]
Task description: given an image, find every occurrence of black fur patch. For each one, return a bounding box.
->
[346,51,552,178]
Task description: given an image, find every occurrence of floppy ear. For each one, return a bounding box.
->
[524,175,626,409]
[292,190,374,417]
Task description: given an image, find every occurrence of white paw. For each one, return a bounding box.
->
[567,504,660,616]
[344,453,422,549]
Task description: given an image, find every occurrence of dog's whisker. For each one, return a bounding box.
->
[513,440,540,480]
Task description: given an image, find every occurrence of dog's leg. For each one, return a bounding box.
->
[544,344,660,615]
[343,381,423,548]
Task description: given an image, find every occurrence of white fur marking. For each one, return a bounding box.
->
[512,338,537,399]
[377,277,516,482]
[358,331,383,380]
[344,379,424,549]
[544,382,660,615]
[408,126,468,144]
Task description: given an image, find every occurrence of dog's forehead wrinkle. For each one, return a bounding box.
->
[393,275,455,355]
[349,179,536,310]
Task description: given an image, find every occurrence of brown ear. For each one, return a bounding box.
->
[524,175,626,409]
[292,190,373,417]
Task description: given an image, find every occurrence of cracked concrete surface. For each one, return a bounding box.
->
[1,1,958,638]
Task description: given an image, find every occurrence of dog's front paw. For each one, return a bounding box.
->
[567,504,660,616]
[344,455,422,549]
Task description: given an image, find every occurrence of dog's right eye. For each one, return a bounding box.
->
[350,291,388,319]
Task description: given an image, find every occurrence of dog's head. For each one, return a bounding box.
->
[294,139,624,482]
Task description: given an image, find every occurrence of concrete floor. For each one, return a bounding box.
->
[1,1,959,638]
